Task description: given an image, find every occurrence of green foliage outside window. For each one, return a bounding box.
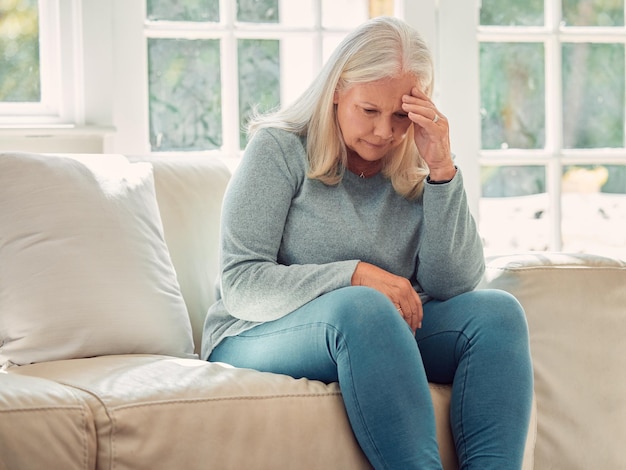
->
[238,39,280,148]
[237,0,278,22]
[146,0,280,152]
[147,0,220,22]
[480,0,543,26]
[480,42,545,151]
[0,0,39,102]
[148,38,223,151]
[562,43,625,149]
[480,1,626,200]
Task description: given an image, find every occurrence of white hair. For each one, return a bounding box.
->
[247,16,434,199]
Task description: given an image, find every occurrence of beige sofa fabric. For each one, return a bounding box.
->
[480,253,626,470]
[0,372,96,470]
[11,355,371,470]
[129,155,231,356]
[140,155,536,469]
[0,154,540,469]
[9,354,534,470]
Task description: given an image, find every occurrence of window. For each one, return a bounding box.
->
[3,0,621,259]
[132,0,395,157]
[478,0,626,260]
[0,0,79,125]
[0,0,40,105]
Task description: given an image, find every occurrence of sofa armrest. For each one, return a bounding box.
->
[480,252,626,470]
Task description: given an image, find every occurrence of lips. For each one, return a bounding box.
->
[361,139,389,149]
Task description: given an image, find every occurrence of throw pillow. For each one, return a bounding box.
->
[0,152,196,367]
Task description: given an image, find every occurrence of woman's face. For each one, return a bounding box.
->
[334,73,416,166]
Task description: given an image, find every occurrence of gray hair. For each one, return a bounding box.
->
[248,16,434,199]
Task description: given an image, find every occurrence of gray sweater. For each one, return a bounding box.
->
[201,128,485,360]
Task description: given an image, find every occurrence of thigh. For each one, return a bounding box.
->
[210,313,341,383]
[415,289,527,384]
[209,285,412,384]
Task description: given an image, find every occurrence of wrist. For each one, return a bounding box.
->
[351,261,363,286]
[427,165,457,184]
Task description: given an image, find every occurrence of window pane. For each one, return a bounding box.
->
[480,0,544,26]
[146,0,219,22]
[562,164,626,260]
[480,166,549,255]
[562,0,624,27]
[238,39,280,148]
[0,0,39,102]
[148,39,222,151]
[480,42,545,150]
[237,0,278,23]
[482,165,546,197]
[562,43,624,149]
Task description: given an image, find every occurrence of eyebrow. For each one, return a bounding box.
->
[360,101,379,108]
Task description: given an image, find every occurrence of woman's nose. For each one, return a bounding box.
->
[374,118,393,139]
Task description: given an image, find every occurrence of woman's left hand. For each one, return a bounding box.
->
[402,87,456,181]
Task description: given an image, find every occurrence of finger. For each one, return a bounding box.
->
[411,86,429,99]
[407,86,429,101]
[394,304,411,330]
[403,309,420,333]
[402,88,435,108]
[406,304,423,332]
[403,103,445,129]
[402,91,444,127]
[414,301,423,330]
[398,297,423,332]
[408,109,445,127]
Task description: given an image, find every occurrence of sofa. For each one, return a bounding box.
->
[0,151,623,470]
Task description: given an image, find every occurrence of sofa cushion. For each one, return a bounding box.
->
[10,355,372,470]
[0,153,195,366]
[9,354,536,470]
[481,252,626,470]
[129,155,231,355]
[0,372,96,470]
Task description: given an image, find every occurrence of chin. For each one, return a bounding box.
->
[358,150,387,162]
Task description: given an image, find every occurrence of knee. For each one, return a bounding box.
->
[467,289,529,344]
[325,286,412,341]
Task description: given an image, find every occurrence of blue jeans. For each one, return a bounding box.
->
[209,286,533,470]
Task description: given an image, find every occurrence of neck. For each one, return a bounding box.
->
[346,151,383,178]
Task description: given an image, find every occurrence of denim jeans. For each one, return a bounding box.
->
[209,286,533,470]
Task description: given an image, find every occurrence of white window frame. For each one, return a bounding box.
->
[407,0,482,216]
[0,0,115,153]
[0,0,81,125]
[107,0,482,207]
[474,0,626,256]
[9,0,619,257]
[111,0,396,156]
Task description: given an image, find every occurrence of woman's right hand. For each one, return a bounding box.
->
[351,261,423,332]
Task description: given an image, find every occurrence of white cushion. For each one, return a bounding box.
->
[129,155,231,355]
[0,153,195,366]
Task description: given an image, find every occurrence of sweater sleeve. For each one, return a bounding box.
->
[219,129,358,322]
[416,169,485,300]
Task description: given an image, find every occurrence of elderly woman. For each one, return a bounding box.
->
[202,16,533,470]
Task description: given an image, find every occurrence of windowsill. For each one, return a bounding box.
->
[0,124,115,137]
[0,125,116,153]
